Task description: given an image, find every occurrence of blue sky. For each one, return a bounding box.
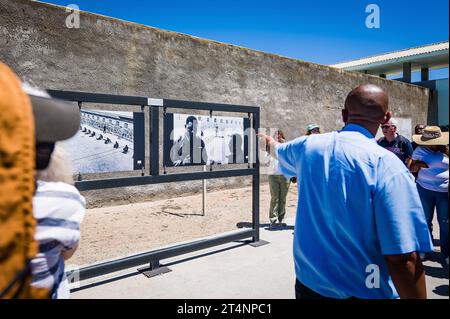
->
[40,0,448,70]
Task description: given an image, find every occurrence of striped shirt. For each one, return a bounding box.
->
[31,181,86,299]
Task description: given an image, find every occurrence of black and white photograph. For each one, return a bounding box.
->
[164,113,250,167]
[61,109,145,174]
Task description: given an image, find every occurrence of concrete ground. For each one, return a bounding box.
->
[422,216,449,299]
[71,217,448,299]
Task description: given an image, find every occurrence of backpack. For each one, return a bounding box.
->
[0,62,49,299]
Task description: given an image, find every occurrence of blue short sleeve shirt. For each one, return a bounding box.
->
[276,124,433,299]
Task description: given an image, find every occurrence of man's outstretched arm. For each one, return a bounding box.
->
[257,133,279,159]
[384,252,427,299]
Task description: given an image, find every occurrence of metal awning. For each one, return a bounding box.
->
[331,41,449,75]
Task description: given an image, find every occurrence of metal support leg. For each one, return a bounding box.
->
[202,165,206,216]
[137,260,172,278]
[249,239,269,247]
[250,110,269,248]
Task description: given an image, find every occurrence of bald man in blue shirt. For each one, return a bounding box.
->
[259,84,433,299]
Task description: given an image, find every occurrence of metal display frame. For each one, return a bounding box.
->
[48,90,267,283]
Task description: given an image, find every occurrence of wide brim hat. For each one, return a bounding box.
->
[412,126,449,146]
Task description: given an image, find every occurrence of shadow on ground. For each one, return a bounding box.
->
[236,222,294,231]
[433,284,449,297]
[424,263,449,280]
[160,204,204,217]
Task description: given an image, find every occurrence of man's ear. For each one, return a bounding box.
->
[341,109,348,124]
[381,111,392,125]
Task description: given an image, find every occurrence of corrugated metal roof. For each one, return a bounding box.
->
[332,41,449,69]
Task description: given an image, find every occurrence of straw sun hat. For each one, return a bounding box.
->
[412,126,449,146]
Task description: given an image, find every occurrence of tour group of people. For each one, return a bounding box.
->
[260,84,448,299]
[266,116,448,270]
[1,58,448,299]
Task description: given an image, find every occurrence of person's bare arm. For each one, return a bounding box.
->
[384,252,427,299]
[62,244,79,261]
[408,160,428,173]
[406,158,412,169]
[257,133,280,159]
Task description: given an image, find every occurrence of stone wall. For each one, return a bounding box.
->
[0,0,430,207]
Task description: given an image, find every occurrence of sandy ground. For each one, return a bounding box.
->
[68,182,299,267]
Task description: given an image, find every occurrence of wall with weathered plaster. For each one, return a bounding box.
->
[0,0,430,207]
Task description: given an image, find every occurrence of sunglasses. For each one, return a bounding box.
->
[381,125,392,129]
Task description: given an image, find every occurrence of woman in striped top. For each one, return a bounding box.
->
[31,144,86,299]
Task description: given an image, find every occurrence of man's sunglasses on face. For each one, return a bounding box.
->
[381,125,391,130]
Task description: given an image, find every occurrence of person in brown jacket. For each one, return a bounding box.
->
[0,62,79,299]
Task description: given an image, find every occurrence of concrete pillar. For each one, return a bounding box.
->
[427,89,439,125]
[403,62,412,83]
[421,67,429,81]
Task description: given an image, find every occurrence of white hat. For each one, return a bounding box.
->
[386,118,398,127]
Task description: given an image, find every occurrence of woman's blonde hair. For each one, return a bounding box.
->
[36,143,74,185]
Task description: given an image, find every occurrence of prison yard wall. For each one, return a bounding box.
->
[0,0,430,207]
